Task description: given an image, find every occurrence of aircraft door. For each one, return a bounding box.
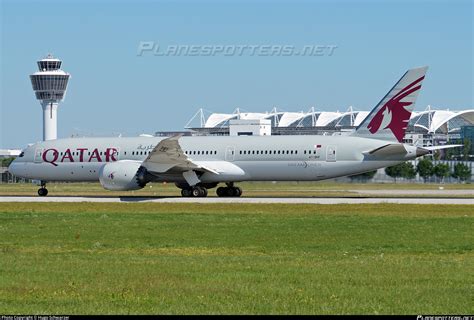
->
[326,145,336,162]
[225,146,235,162]
[34,149,44,163]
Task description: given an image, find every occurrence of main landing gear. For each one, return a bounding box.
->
[181,186,208,197]
[38,181,48,197]
[216,183,242,197]
[179,183,242,198]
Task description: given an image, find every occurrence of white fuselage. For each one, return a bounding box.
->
[9,135,419,184]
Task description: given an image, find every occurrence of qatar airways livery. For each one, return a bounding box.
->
[9,66,454,197]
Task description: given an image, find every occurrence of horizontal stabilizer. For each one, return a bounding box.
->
[414,144,464,157]
[421,145,463,151]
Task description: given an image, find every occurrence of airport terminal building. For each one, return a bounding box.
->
[181,106,474,157]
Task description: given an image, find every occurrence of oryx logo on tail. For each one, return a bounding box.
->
[367,76,424,142]
[353,66,428,142]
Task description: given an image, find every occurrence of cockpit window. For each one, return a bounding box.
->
[19,152,25,158]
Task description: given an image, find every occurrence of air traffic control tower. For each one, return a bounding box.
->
[30,54,70,140]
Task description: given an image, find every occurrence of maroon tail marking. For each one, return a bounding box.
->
[367,76,424,142]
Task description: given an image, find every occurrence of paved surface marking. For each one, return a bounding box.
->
[0,196,472,204]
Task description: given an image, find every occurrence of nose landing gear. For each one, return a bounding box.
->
[37,181,48,197]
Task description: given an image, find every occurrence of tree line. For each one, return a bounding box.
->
[350,159,471,183]
[1,158,14,167]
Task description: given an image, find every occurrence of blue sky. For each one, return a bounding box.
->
[1,0,472,148]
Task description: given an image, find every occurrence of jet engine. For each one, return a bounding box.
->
[99,160,147,191]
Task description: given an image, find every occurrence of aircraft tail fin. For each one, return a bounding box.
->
[352,66,428,142]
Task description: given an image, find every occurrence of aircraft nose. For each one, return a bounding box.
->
[8,160,21,176]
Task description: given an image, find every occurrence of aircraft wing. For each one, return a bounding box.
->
[141,134,218,175]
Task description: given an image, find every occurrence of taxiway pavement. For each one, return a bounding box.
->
[0,196,472,204]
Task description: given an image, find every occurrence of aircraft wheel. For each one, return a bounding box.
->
[233,187,242,197]
[38,188,48,197]
[216,187,226,197]
[181,188,192,197]
[225,187,234,197]
[192,186,207,197]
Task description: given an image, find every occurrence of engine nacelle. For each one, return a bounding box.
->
[99,160,145,191]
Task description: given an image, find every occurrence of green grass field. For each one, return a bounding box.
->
[0,203,472,314]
